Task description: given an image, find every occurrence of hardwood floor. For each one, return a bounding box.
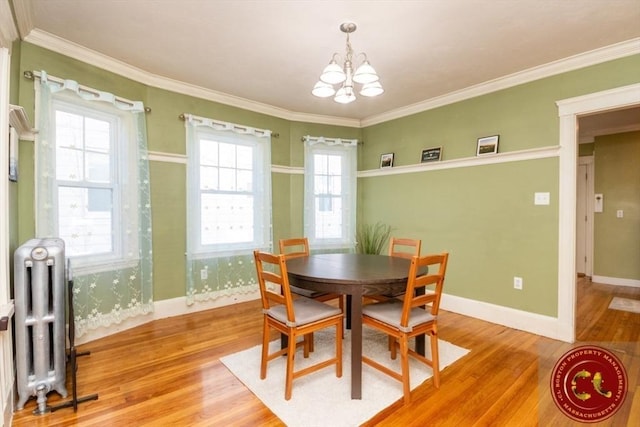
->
[11,277,640,426]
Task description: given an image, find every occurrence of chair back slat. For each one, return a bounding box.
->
[389,237,421,260]
[401,252,449,326]
[253,250,296,322]
[279,237,310,259]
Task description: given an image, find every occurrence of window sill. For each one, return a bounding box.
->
[71,258,140,277]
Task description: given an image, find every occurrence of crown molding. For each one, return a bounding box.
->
[0,0,19,49]
[22,29,640,129]
[10,0,34,39]
[361,38,640,127]
[23,29,361,128]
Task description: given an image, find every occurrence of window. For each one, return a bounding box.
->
[304,137,357,250]
[186,118,271,256]
[41,93,140,271]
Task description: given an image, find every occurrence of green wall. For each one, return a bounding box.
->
[10,40,640,317]
[593,131,640,280]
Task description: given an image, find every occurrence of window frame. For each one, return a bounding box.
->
[44,94,140,273]
[304,139,357,250]
[188,125,271,257]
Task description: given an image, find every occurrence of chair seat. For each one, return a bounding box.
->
[266,297,342,327]
[363,300,435,333]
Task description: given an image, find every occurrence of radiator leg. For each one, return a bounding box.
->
[33,384,51,415]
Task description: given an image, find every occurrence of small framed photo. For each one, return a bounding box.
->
[380,153,394,168]
[421,146,442,163]
[476,135,499,156]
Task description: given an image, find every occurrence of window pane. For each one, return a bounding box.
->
[85,117,110,152]
[219,167,236,191]
[237,169,252,192]
[201,193,253,245]
[200,165,218,190]
[58,186,113,257]
[86,152,110,183]
[56,147,84,181]
[327,155,341,175]
[328,175,342,195]
[236,145,253,169]
[200,139,218,166]
[218,143,236,168]
[88,188,112,212]
[314,196,342,239]
[56,111,84,149]
[314,175,327,194]
[314,154,327,174]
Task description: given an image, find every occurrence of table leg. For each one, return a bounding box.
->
[416,335,425,356]
[345,295,352,329]
[415,287,425,356]
[350,288,362,399]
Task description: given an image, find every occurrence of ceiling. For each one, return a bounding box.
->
[10,0,640,127]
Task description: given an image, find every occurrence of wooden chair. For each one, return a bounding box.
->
[253,250,343,400]
[367,237,422,303]
[361,252,449,404]
[389,237,422,260]
[279,237,344,312]
[279,237,345,349]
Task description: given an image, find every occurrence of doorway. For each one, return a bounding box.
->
[557,83,640,343]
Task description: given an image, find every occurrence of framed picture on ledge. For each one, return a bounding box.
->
[380,153,394,168]
[421,146,442,163]
[476,135,499,156]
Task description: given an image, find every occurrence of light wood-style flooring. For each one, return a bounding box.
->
[11,277,640,426]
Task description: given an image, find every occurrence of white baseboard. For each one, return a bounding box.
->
[75,290,260,346]
[76,289,574,345]
[592,275,640,288]
[440,293,574,343]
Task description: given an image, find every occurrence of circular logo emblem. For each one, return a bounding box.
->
[550,345,627,423]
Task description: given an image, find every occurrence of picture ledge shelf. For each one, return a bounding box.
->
[357,145,560,178]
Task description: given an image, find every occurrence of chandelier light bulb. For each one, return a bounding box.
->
[353,60,379,84]
[314,22,383,104]
[320,60,346,85]
[360,81,384,97]
[312,80,336,97]
[334,85,356,104]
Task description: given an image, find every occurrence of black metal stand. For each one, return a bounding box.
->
[48,278,98,413]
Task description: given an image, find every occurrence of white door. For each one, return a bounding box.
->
[576,157,594,276]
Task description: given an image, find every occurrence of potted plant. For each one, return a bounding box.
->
[355,222,392,255]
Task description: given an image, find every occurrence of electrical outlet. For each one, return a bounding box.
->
[514,276,523,290]
[201,268,208,280]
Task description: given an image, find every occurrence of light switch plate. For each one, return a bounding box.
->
[534,192,550,205]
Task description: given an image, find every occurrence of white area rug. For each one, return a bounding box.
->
[608,297,640,314]
[220,328,469,427]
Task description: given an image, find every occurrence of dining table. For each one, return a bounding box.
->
[285,253,425,400]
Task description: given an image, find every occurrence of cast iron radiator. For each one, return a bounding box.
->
[14,238,68,411]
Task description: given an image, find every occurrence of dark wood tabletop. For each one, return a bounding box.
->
[286,253,420,400]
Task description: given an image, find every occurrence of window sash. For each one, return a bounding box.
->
[304,141,357,250]
[187,124,271,257]
[43,94,139,270]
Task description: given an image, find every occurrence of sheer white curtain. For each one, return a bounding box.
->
[34,70,153,337]
[303,136,357,251]
[185,114,272,304]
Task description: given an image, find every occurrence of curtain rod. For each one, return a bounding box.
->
[24,70,152,113]
[178,113,279,138]
[302,135,361,145]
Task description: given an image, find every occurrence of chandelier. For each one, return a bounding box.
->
[312,22,384,104]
